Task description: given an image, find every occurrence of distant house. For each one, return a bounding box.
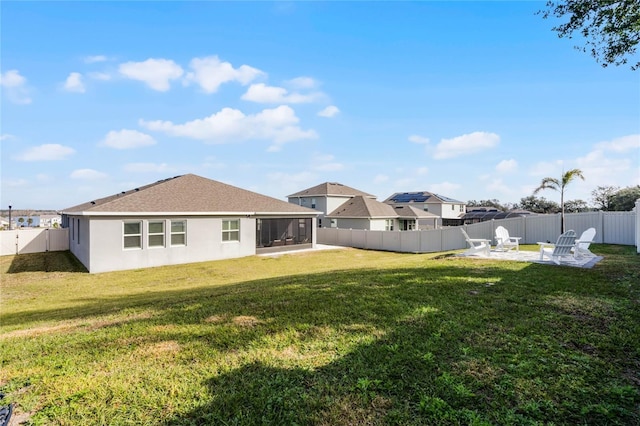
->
[61,174,319,273]
[287,182,375,228]
[39,214,62,228]
[383,191,466,227]
[325,196,438,231]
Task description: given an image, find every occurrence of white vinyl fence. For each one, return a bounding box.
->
[0,228,69,256]
[318,210,638,254]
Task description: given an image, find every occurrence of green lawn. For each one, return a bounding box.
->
[1,245,639,425]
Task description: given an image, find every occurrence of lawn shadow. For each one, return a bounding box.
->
[4,251,87,274]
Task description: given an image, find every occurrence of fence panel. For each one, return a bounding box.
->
[603,212,635,245]
[16,229,48,254]
[565,212,604,243]
[0,231,18,256]
[48,229,70,251]
[315,208,639,254]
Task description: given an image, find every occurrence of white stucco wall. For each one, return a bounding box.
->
[80,216,256,273]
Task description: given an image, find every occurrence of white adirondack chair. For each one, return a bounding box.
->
[538,230,577,265]
[460,228,491,256]
[494,226,521,253]
[572,227,596,258]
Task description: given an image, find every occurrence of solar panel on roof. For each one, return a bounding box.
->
[390,192,430,203]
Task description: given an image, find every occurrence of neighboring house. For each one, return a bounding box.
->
[61,174,319,273]
[0,217,9,230]
[287,182,376,228]
[383,191,466,227]
[39,214,62,228]
[325,196,438,231]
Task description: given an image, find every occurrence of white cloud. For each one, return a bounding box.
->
[119,58,184,91]
[242,83,321,104]
[70,169,108,180]
[3,178,28,188]
[140,105,317,151]
[429,181,461,195]
[14,144,75,161]
[486,178,514,196]
[416,167,429,176]
[122,162,176,173]
[84,55,108,63]
[63,72,85,93]
[318,105,340,118]
[373,174,389,184]
[184,56,264,93]
[0,134,16,141]
[310,153,344,172]
[286,77,317,89]
[595,134,640,153]
[496,159,518,173]
[0,69,32,104]
[101,129,156,150]
[528,160,563,177]
[408,135,430,144]
[434,131,500,159]
[88,72,112,81]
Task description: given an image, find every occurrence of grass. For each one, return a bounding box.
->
[1,245,639,425]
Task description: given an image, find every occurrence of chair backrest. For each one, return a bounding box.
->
[577,227,596,250]
[460,228,471,241]
[495,226,509,241]
[552,230,577,255]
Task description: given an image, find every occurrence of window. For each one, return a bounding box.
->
[171,220,186,246]
[222,219,239,241]
[459,205,464,212]
[77,219,80,244]
[452,205,455,210]
[385,219,394,231]
[311,198,316,209]
[148,221,165,247]
[123,221,142,249]
[423,206,429,212]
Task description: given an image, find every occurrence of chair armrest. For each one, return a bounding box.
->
[575,240,594,244]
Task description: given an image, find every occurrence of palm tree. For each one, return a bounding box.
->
[533,168,584,233]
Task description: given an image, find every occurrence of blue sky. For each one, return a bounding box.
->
[2,1,639,210]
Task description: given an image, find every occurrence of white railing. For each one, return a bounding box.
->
[0,228,69,256]
[318,210,638,253]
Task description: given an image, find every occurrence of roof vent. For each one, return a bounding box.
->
[91,201,96,205]
[135,188,139,191]
[121,191,126,194]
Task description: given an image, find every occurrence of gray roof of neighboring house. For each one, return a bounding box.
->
[383,191,463,204]
[326,196,439,219]
[287,182,376,198]
[62,174,319,216]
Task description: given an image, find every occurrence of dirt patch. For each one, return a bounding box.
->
[204,315,226,324]
[232,316,262,327]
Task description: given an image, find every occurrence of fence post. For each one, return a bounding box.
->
[636,199,640,253]
[15,232,19,254]
[46,228,50,252]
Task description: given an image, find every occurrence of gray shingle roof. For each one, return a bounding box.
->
[327,197,440,219]
[62,174,318,215]
[288,182,375,198]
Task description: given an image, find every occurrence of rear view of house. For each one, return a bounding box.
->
[61,174,318,273]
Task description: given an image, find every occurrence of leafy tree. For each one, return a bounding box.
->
[18,217,24,227]
[609,185,640,211]
[517,195,561,214]
[591,185,620,210]
[27,217,33,227]
[564,199,590,212]
[533,168,585,232]
[540,1,640,70]
[466,199,506,210]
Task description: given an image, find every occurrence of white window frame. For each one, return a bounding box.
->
[170,220,187,246]
[123,221,142,250]
[222,219,240,242]
[385,219,394,231]
[148,220,165,248]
